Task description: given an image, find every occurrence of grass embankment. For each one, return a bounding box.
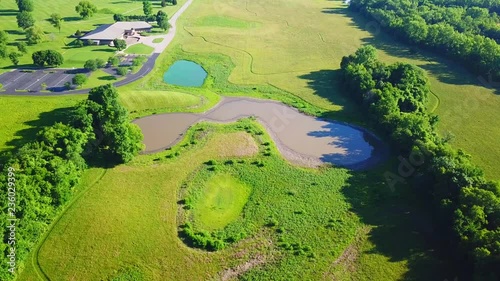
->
[0,0,186,71]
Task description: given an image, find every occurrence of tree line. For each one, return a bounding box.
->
[349,0,500,81]
[340,46,500,280]
[0,85,143,280]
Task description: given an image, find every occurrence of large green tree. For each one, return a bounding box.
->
[31,50,63,66]
[16,0,34,12]
[72,85,143,163]
[0,30,7,59]
[48,13,63,32]
[16,11,35,29]
[156,10,169,31]
[25,25,46,44]
[113,38,127,51]
[143,0,153,16]
[75,1,98,19]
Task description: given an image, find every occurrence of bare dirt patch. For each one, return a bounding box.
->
[213,131,259,158]
[323,226,371,280]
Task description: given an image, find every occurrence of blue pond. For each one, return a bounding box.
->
[163,60,207,87]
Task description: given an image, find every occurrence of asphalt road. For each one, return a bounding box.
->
[0,53,159,96]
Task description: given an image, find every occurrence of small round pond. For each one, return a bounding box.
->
[163,60,207,87]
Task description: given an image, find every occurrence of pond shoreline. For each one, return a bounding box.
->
[133,97,389,170]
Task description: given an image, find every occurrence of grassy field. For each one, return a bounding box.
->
[125,43,154,55]
[136,0,499,178]
[85,68,122,88]
[187,173,252,231]
[152,38,164,43]
[19,120,436,280]
[0,0,497,279]
[0,0,186,70]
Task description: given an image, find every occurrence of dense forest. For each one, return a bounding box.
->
[349,0,500,81]
[340,46,500,280]
[0,85,143,280]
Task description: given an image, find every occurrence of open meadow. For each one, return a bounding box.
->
[138,0,500,178]
[0,0,499,280]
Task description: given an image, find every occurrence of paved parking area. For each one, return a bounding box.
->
[0,69,83,93]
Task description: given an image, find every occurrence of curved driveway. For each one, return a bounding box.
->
[0,0,194,96]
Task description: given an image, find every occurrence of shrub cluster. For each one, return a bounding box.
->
[341,46,500,279]
[31,50,64,67]
[179,223,225,251]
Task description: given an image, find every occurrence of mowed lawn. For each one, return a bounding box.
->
[119,89,202,117]
[189,173,252,231]
[125,43,154,55]
[149,0,500,178]
[0,0,186,70]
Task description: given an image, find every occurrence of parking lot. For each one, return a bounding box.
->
[0,69,83,93]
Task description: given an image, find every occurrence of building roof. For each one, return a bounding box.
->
[81,21,153,41]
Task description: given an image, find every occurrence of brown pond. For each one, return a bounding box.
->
[133,97,388,170]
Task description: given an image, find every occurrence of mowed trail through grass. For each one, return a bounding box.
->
[158,0,500,178]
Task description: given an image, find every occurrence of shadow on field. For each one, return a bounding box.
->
[98,75,118,81]
[2,106,118,169]
[342,168,454,280]
[321,7,347,14]
[0,9,18,16]
[298,69,360,122]
[92,48,115,53]
[5,30,24,36]
[330,5,500,93]
[62,16,81,22]
[5,107,75,151]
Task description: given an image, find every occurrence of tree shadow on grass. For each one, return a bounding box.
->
[98,75,118,81]
[62,16,81,22]
[331,5,500,93]
[5,29,24,36]
[343,168,458,280]
[4,107,75,150]
[322,7,348,15]
[0,10,18,16]
[92,48,115,53]
[1,106,119,169]
[297,53,458,280]
[0,107,76,166]
[297,69,362,123]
